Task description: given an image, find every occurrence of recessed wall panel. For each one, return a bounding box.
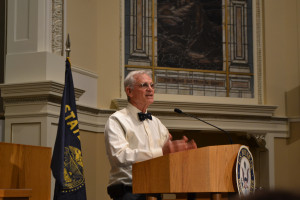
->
[15,0,30,41]
[11,123,41,146]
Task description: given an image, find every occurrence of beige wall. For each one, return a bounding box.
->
[67,0,121,109]
[275,134,300,192]
[97,1,121,109]
[67,0,98,73]
[274,121,300,192]
[264,0,300,192]
[264,0,300,117]
[66,0,300,198]
[80,130,110,200]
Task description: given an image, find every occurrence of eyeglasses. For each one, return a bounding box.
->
[137,82,155,89]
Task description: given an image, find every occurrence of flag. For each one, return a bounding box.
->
[51,57,87,200]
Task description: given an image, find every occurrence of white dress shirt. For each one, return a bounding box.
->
[104,103,169,186]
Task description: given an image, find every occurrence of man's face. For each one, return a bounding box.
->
[126,73,154,111]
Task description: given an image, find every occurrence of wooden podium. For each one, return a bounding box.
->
[0,142,52,200]
[132,144,241,200]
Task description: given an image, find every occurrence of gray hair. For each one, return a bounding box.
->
[124,70,152,90]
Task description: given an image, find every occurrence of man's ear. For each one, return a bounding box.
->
[125,87,132,97]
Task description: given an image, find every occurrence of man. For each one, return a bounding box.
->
[104,70,197,200]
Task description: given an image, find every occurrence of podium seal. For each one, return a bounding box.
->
[236,145,255,196]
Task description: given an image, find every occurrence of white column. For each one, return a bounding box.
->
[3,0,68,149]
[5,0,65,84]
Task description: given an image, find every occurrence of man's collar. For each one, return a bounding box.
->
[127,103,141,121]
[127,103,150,121]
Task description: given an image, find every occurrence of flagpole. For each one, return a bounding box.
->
[51,33,87,200]
[66,34,71,58]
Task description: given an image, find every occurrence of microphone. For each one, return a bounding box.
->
[174,108,233,144]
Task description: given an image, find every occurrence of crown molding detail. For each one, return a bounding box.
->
[112,98,278,117]
[112,98,287,136]
[0,81,84,104]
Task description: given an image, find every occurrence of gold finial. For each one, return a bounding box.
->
[65,34,71,58]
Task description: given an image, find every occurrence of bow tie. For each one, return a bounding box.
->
[138,112,152,121]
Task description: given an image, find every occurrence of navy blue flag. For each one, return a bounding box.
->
[51,57,87,200]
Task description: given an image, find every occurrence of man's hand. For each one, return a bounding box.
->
[187,139,197,150]
[162,134,197,155]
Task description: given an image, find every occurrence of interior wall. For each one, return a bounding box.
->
[264,0,300,191]
[67,0,121,109]
[275,136,300,192]
[66,0,98,73]
[274,121,300,192]
[264,0,300,117]
[97,1,121,109]
[80,130,110,200]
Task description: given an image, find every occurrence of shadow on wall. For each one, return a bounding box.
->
[288,121,300,145]
[0,119,4,142]
[285,85,300,145]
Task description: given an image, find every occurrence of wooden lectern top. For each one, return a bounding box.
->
[133,144,241,194]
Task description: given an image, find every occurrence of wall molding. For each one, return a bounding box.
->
[113,98,278,117]
[0,81,84,101]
